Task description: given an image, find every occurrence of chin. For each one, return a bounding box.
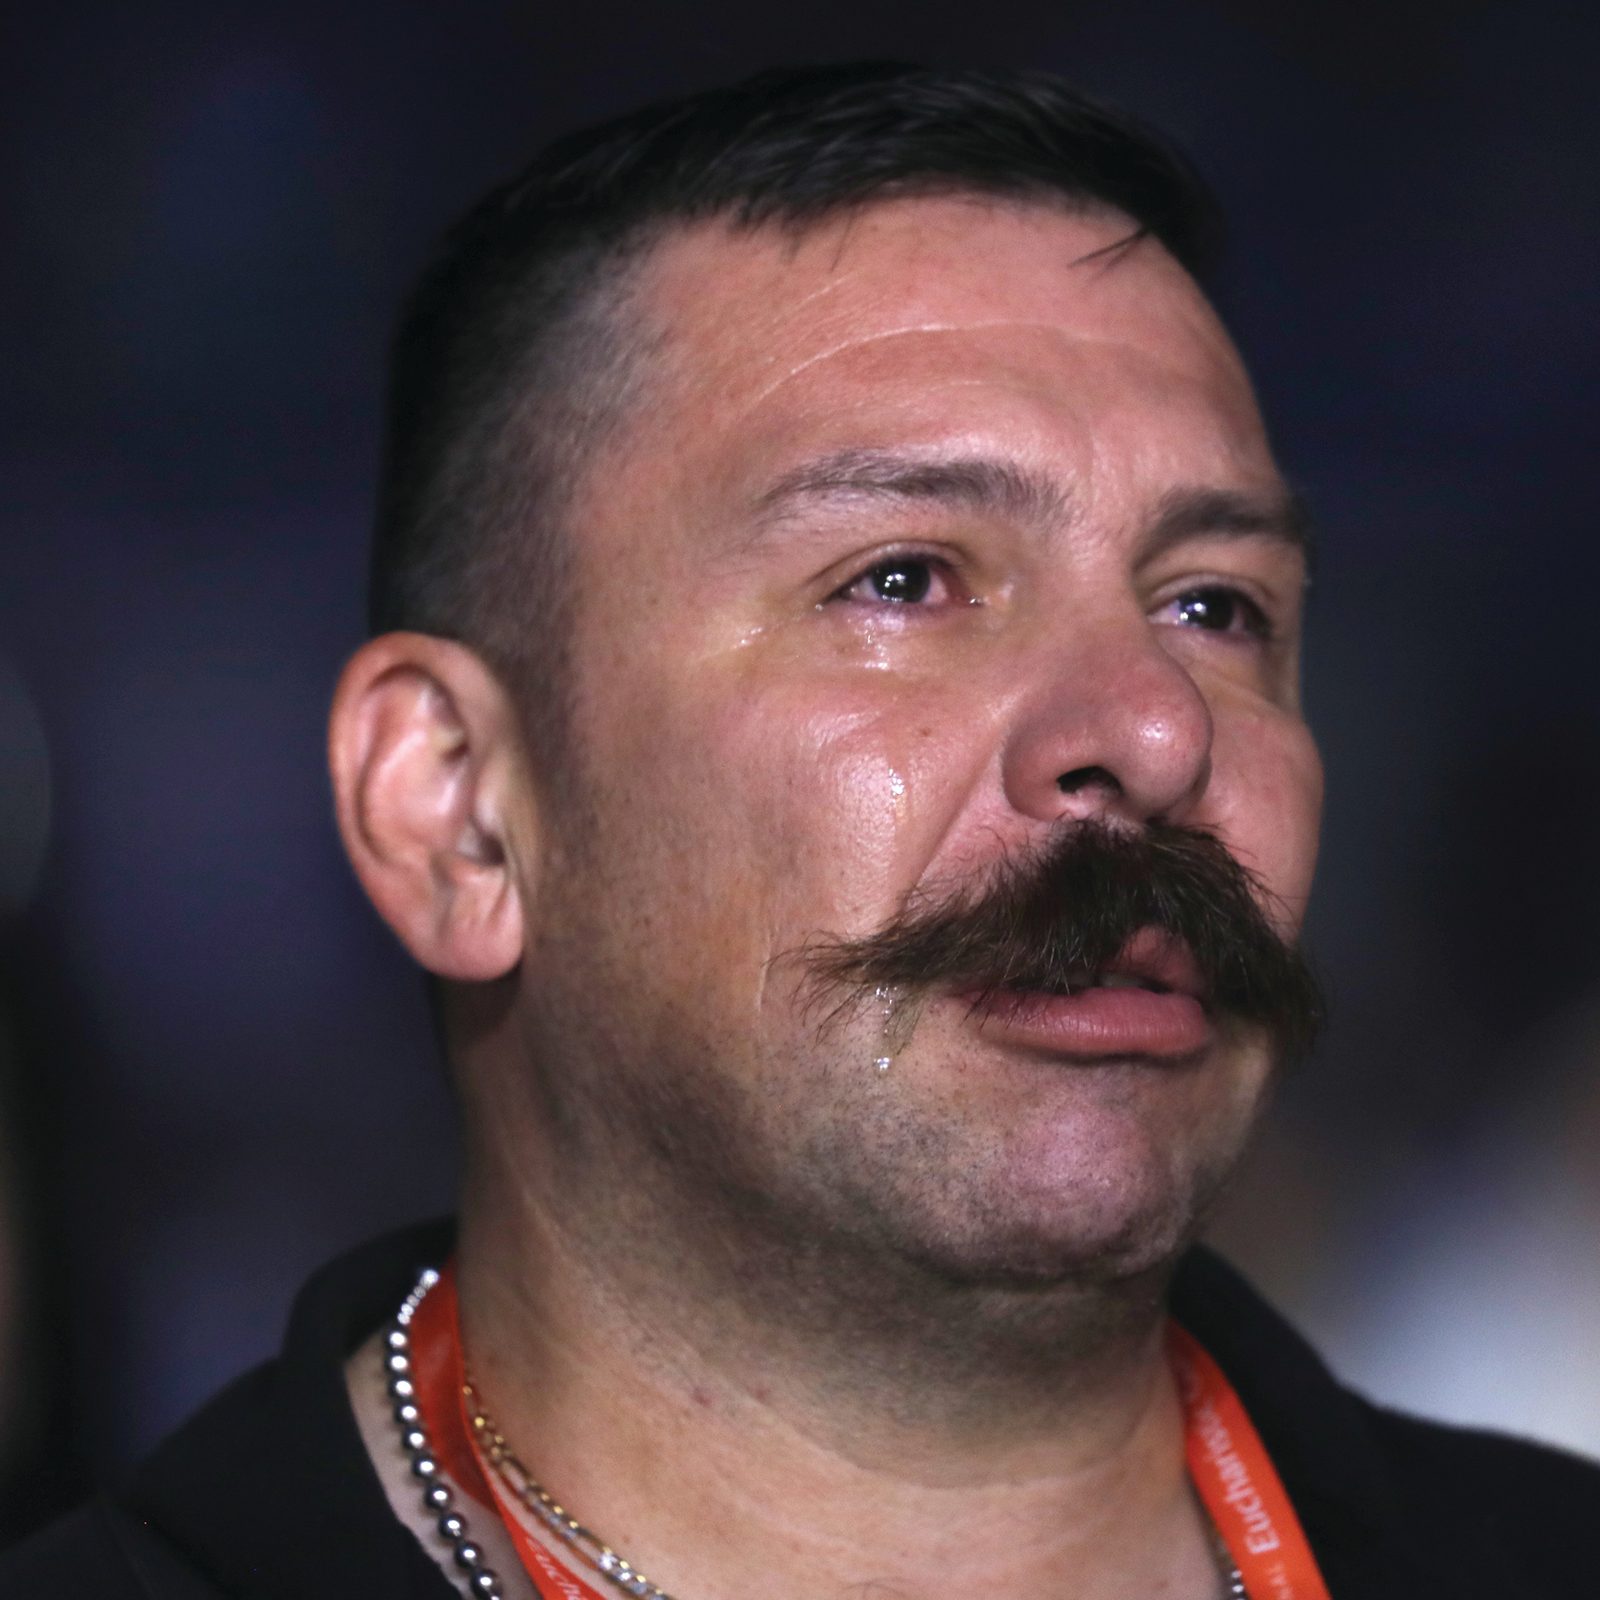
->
[903,1191,1202,1293]
[833,1009,1269,1281]
[883,1112,1242,1294]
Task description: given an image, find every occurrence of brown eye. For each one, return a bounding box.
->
[1170,586,1269,638]
[862,559,933,603]
[834,556,950,607]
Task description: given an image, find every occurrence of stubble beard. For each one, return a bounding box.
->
[485,816,1314,1415]
[496,961,1277,1421]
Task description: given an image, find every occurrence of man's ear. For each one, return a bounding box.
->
[328,632,529,980]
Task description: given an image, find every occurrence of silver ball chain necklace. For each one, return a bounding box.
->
[385,1268,1247,1600]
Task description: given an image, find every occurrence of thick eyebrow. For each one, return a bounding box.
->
[1144,485,1316,566]
[750,447,1070,537]
[746,447,1314,567]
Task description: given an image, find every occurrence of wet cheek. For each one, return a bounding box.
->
[735,711,932,930]
[594,639,977,938]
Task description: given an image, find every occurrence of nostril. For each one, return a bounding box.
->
[1057,765,1122,797]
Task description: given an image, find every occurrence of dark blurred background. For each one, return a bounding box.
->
[3,0,1598,1540]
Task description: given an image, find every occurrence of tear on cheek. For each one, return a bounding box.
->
[869,983,927,1073]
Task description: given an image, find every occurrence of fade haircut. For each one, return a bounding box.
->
[368,61,1222,749]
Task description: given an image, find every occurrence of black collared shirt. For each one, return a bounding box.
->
[2,1221,1596,1597]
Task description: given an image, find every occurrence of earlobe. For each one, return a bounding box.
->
[329,633,528,981]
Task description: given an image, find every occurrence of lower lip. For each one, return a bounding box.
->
[957,986,1212,1059]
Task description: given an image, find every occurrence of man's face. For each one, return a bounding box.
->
[510,197,1322,1290]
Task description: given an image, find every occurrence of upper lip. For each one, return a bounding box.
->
[1100,929,1205,999]
[990,929,1207,1005]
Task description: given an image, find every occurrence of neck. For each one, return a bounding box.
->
[453,1163,1221,1600]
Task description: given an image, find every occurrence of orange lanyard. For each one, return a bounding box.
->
[412,1263,1331,1600]
[1169,1323,1332,1600]
[410,1265,608,1599]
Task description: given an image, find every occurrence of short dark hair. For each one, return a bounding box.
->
[368,61,1222,742]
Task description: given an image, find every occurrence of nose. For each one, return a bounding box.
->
[1001,629,1214,828]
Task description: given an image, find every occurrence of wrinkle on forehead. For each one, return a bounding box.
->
[645,200,1236,367]
[738,322,1038,412]
[582,200,1274,547]
[739,317,1241,419]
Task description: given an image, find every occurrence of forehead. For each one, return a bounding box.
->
[579,196,1277,549]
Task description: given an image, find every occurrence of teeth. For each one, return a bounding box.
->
[1096,972,1147,991]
